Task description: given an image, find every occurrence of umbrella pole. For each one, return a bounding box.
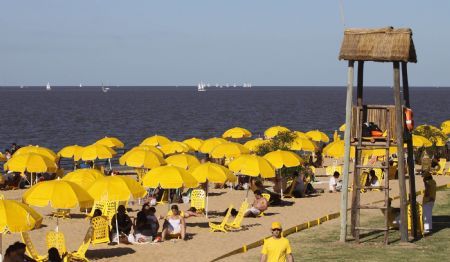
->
[109,159,112,170]
[279,169,283,199]
[115,202,120,244]
[206,182,209,218]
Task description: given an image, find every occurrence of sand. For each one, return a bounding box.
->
[2,172,450,262]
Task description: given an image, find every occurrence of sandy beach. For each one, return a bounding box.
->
[2,170,449,262]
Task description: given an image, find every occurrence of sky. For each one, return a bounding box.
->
[1,0,449,87]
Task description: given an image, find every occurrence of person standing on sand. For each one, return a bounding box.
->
[422,172,436,234]
[260,222,294,262]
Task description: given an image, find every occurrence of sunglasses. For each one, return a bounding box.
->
[272,228,282,231]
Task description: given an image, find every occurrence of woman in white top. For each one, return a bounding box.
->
[161,205,186,241]
[329,171,342,192]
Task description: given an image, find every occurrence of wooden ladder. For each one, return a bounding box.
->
[352,105,392,245]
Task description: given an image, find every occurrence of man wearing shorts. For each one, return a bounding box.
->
[244,190,268,217]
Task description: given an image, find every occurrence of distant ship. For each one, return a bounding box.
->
[101,83,110,93]
[243,83,252,88]
[46,82,51,91]
[197,82,206,92]
[79,83,83,88]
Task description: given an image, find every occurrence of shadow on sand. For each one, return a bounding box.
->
[86,247,135,259]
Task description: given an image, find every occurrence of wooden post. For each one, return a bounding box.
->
[340,60,354,242]
[402,62,418,239]
[357,61,364,106]
[393,62,409,242]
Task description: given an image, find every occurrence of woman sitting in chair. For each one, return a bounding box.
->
[161,205,186,241]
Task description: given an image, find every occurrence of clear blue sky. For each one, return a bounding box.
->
[1,0,449,86]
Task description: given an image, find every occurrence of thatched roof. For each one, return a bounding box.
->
[339,27,417,63]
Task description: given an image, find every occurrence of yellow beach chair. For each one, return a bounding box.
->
[91,216,110,245]
[226,201,249,230]
[46,231,67,256]
[53,209,71,219]
[436,158,447,175]
[190,189,206,213]
[209,204,233,233]
[69,227,93,261]
[86,201,106,219]
[157,189,169,204]
[21,232,47,262]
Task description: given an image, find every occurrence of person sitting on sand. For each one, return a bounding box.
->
[369,170,380,188]
[244,190,268,217]
[4,242,34,262]
[111,205,133,244]
[161,205,186,241]
[329,171,342,193]
[135,204,159,242]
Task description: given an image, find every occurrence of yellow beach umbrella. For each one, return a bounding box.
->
[435,136,447,147]
[243,139,267,152]
[263,150,304,169]
[160,141,191,155]
[119,149,165,169]
[290,137,317,152]
[58,145,84,159]
[199,137,228,154]
[411,135,432,147]
[140,135,171,147]
[88,176,147,201]
[77,144,116,161]
[306,130,330,143]
[210,142,250,158]
[165,153,200,170]
[131,145,164,158]
[293,131,309,139]
[229,155,275,178]
[63,168,104,189]
[23,180,94,209]
[222,127,252,139]
[442,127,450,136]
[15,145,58,161]
[264,126,290,139]
[0,199,42,233]
[95,136,124,149]
[0,152,6,162]
[333,130,340,141]
[5,153,57,173]
[441,120,450,129]
[190,162,237,183]
[323,140,355,158]
[182,138,204,151]
[142,165,199,189]
[339,124,346,132]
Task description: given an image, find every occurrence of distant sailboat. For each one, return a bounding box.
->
[197,81,206,92]
[46,82,51,91]
[101,83,110,93]
[79,83,83,88]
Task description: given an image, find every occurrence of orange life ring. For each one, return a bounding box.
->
[404,108,414,131]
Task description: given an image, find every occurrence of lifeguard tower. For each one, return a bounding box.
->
[338,27,418,244]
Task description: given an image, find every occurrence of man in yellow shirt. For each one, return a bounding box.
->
[260,222,294,262]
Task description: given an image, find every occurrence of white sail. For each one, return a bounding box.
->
[46,82,51,91]
[197,81,206,92]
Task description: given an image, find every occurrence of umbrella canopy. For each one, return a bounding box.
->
[289,137,317,152]
[23,180,94,209]
[182,138,204,151]
[88,176,147,201]
[210,142,250,158]
[190,162,237,183]
[323,140,355,158]
[222,127,252,139]
[160,141,191,155]
[263,150,304,169]
[130,145,164,158]
[0,200,42,233]
[95,136,124,149]
[77,144,116,161]
[441,120,450,129]
[58,145,84,159]
[142,165,199,189]
[15,146,58,161]
[306,130,330,143]
[62,168,104,189]
[229,155,275,178]
[293,131,309,139]
[165,153,200,170]
[140,135,171,147]
[243,139,267,152]
[5,153,57,173]
[411,135,432,147]
[339,124,346,132]
[0,152,5,162]
[264,126,290,139]
[199,137,228,154]
[119,149,166,169]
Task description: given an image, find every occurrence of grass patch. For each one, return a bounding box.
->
[236,189,450,262]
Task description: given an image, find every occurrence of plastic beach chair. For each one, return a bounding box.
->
[226,201,249,230]
[69,226,93,261]
[21,232,47,262]
[91,216,110,245]
[190,189,206,212]
[209,204,233,233]
[46,231,67,255]
[258,194,271,217]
